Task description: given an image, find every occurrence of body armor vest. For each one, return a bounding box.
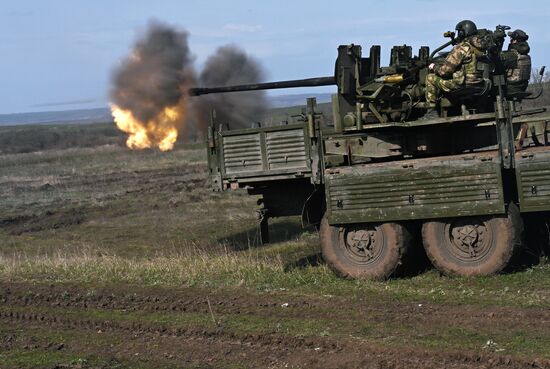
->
[462,42,485,85]
[507,50,531,83]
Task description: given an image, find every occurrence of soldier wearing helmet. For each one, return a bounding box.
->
[424,20,489,118]
[501,29,531,95]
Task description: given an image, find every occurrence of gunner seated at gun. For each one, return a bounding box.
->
[424,20,488,119]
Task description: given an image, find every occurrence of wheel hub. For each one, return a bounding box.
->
[447,220,491,261]
[342,226,382,264]
[346,229,376,259]
[452,225,480,255]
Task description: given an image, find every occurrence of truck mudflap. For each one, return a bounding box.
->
[325,151,505,224]
[516,147,550,212]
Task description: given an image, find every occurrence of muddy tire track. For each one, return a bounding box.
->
[1,282,550,368]
[1,282,548,331]
[1,308,547,369]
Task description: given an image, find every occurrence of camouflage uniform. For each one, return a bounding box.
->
[501,34,531,94]
[425,36,486,104]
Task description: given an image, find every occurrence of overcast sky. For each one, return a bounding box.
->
[1,0,549,114]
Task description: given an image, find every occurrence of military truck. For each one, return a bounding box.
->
[190,27,550,279]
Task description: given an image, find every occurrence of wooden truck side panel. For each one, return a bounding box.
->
[325,152,505,224]
[208,123,314,189]
[516,148,550,213]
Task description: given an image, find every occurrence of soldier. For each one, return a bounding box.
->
[424,20,488,118]
[501,29,531,95]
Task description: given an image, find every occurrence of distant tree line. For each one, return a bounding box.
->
[522,67,550,109]
[0,122,125,154]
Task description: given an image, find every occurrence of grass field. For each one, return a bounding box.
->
[1,123,550,368]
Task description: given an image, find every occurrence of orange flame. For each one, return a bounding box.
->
[110,103,184,152]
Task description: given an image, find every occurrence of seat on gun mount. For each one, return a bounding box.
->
[445,79,492,99]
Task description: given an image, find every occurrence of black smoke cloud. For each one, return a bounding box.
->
[110,22,194,124]
[110,22,267,142]
[191,45,268,135]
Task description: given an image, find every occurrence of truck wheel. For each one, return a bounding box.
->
[422,204,523,277]
[319,218,411,280]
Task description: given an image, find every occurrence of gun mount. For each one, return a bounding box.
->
[191,24,525,129]
[192,43,436,127]
[190,37,505,130]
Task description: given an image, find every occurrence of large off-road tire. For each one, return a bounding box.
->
[319,218,411,280]
[422,204,523,277]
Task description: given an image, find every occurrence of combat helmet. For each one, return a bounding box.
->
[508,29,529,42]
[455,20,478,39]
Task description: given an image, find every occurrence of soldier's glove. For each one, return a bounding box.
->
[428,63,436,71]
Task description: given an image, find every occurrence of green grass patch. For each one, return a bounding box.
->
[1,249,549,309]
[3,298,549,359]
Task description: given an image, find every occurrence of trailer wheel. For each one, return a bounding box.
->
[319,218,411,280]
[422,204,523,277]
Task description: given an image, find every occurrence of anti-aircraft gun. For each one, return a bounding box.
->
[190,29,550,280]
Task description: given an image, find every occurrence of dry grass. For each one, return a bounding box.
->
[0,247,288,287]
[1,244,549,309]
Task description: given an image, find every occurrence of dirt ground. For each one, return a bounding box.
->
[1,282,549,369]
